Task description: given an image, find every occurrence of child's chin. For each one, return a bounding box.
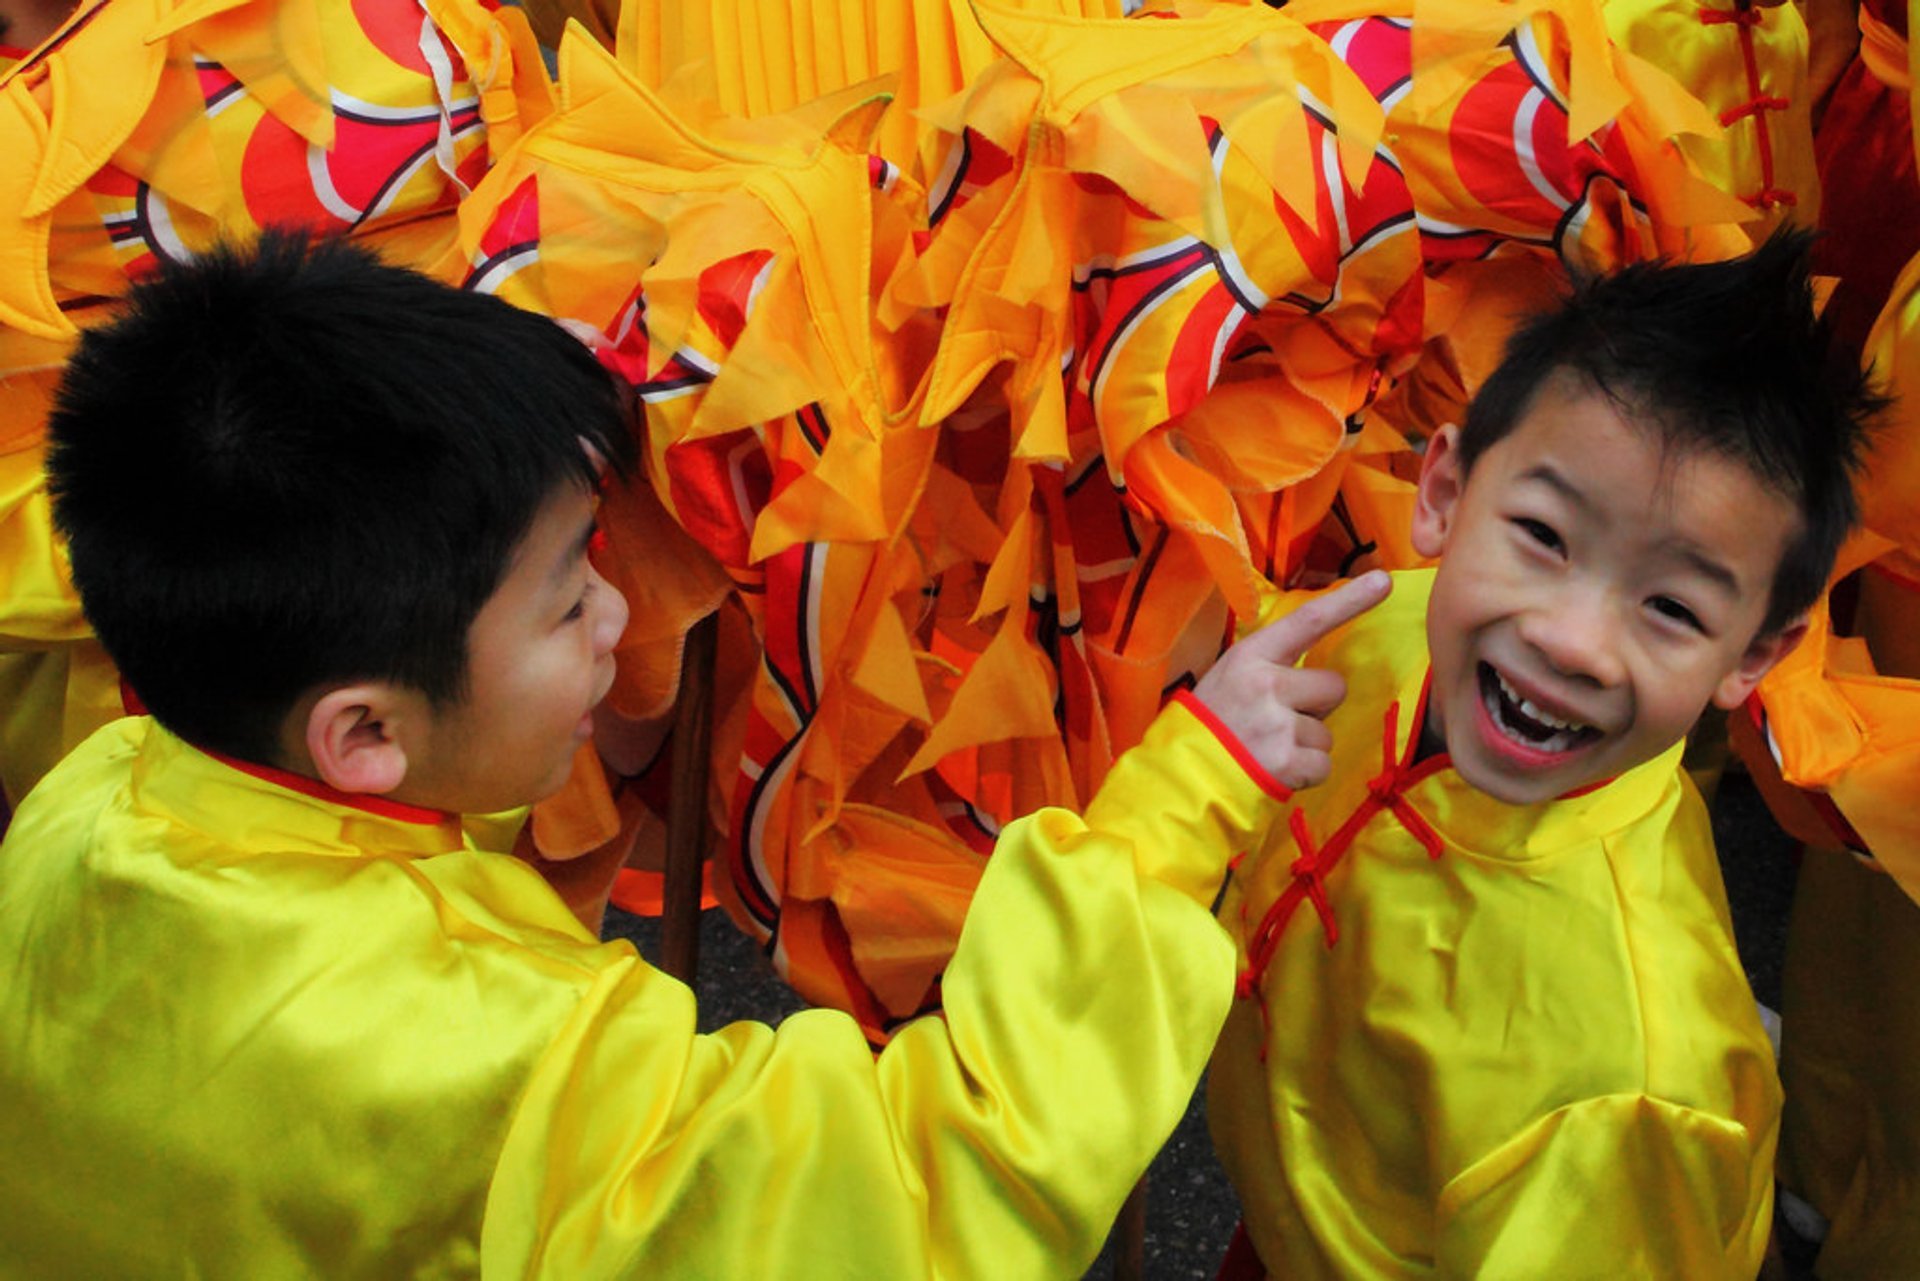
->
[1453,751,1593,806]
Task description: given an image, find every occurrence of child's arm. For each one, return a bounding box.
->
[482,574,1389,1279]
[1082,572,1389,901]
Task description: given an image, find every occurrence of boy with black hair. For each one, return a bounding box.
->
[0,232,1390,1277]
[1208,229,1881,1279]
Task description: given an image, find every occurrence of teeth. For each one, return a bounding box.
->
[1482,667,1597,754]
[1495,671,1588,732]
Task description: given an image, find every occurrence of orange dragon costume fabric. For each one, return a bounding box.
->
[0,0,548,817]
[448,0,1758,1033]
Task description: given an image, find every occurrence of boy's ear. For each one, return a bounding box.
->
[305,685,412,795]
[1711,618,1808,710]
[1410,423,1466,559]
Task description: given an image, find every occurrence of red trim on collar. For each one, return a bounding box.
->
[202,748,452,826]
[1173,688,1292,802]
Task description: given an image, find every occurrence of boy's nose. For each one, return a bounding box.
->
[1517,590,1626,687]
[590,564,629,656]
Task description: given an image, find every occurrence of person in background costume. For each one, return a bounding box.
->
[0,232,1391,1277]
[1207,231,1882,1279]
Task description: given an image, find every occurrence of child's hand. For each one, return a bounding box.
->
[1191,570,1392,792]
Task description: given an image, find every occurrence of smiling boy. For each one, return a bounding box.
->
[1207,230,1879,1279]
[0,233,1401,1277]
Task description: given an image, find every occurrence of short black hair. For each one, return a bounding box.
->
[47,231,635,763]
[1459,228,1883,635]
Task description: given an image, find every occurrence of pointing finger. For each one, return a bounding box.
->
[1240,570,1392,668]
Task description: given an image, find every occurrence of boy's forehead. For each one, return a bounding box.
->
[1486,375,1799,585]
[1501,374,1783,503]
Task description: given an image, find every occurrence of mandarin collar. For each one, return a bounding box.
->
[1380,665,1684,861]
[129,722,467,860]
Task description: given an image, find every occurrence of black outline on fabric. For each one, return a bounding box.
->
[201,69,245,113]
[1063,453,1106,497]
[1503,29,1569,114]
[1071,240,1208,292]
[794,542,822,712]
[131,182,181,266]
[348,138,439,230]
[732,732,798,926]
[796,402,831,454]
[1113,527,1170,655]
[334,103,444,127]
[349,111,480,230]
[1552,173,1652,260]
[1079,246,1216,402]
[463,240,540,292]
[928,129,973,227]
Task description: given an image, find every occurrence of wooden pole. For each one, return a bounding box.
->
[659,610,719,984]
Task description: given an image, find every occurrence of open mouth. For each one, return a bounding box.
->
[1478,663,1602,756]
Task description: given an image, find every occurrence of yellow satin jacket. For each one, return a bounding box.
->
[1208,569,1780,1279]
[0,703,1272,1277]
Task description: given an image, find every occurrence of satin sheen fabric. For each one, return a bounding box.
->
[1208,570,1779,1279]
[0,698,1268,1277]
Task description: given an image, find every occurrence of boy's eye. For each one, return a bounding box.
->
[563,581,592,623]
[1648,595,1704,633]
[1511,517,1563,553]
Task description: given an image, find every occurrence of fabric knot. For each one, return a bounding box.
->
[1721,95,1790,126]
[1368,700,1445,861]
[1698,5,1761,26]
[1287,810,1339,949]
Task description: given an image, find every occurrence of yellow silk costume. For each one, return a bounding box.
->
[1208,571,1779,1279]
[1600,0,1818,234]
[0,0,548,813]
[454,0,1755,1029]
[0,695,1275,1276]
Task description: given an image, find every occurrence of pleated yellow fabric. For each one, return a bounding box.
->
[1208,571,1779,1279]
[0,701,1266,1276]
[613,0,1129,162]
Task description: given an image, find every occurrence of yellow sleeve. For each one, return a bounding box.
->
[483,698,1282,1278]
[1436,1094,1774,1280]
